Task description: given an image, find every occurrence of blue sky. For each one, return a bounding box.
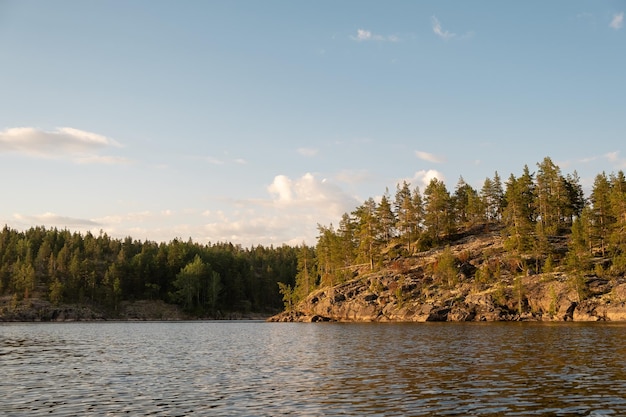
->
[1,1,624,247]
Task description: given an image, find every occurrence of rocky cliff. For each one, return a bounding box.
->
[269,231,626,323]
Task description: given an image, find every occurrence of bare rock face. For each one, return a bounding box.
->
[268,232,626,323]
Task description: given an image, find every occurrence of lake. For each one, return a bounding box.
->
[1,321,626,416]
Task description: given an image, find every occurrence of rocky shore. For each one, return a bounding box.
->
[269,233,626,323]
[0,298,189,322]
[0,297,273,322]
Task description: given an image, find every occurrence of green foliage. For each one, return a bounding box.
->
[424,178,453,242]
[513,276,525,314]
[369,278,383,295]
[503,167,536,254]
[294,243,316,300]
[297,159,626,316]
[434,246,458,288]
[543,254,554,274]
[611,253,626,276]
[481,172,504,223]
[49,279,64,305]
[569,272,588,302]
[394,277,406,307]
[548,285,558,316]
[0,226,298,314]
[173,255,207,311]
[2,157,626,316]
[277,282,295,311]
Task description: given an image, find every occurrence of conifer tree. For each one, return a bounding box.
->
[294,243,316,298]
[481,171,504,224]
[535,156,568,234]
[337,213,357,270]
[503,166,536,254]
[376,190,396,245]
[566,206,593,272]
[316,225,340,287]
[395,181,414,252]
[394,181,424,253]
[353,198,378,270]
[590,173,613,257]
[562,171,585,225]
[609,171,626,272]
[411,186,425,239]
[453,176,482,228]
[423,178,452,243]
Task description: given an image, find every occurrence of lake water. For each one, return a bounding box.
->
[2,321,626,416]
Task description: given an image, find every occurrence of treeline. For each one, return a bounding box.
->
[0,227,298,315]
[282,156,626,306]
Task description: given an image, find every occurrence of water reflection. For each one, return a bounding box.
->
[1,321,626,416]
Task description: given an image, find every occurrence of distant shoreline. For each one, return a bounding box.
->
[0,297,275,323]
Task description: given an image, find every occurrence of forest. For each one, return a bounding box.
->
[1,156,626,318]
[280,156,626,310]
[0,227,300,316]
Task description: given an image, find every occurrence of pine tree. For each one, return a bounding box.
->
[337,212,357,270]
[453,176,482,228]
[294,243,316,298]
[376,190,396,245]
[424,178,452,243]
[395,181,414,252]
[481,171,504,224]
[566,206,592,272]
[411,186,425,244]
[502,166,536,254]
[316,225,340,287]
[535,156,568,234]
[590,173,614,257]
[353,198,378,270]
[608,171,626,273]
[562,171,585,225]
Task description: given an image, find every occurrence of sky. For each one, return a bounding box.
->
[0,1,625,247]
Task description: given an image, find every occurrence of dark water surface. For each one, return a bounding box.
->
[2,321,626,416]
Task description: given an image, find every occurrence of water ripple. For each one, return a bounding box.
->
[2,321,626,416]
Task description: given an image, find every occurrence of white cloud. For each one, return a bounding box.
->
[268,173,357,212]
[351,29,399,42]
[268,175,294,201]
[610,12,624,29]
[415,150,444,163]
[216,172,357,244]
[604,151,626,167]
[203,215,294,246]
[431,16,473,40]
[335,169,373,184]
[606,151,620,162]
[405,169,445,190]
[95,211,154,225]
[431,16,455,40]
[75,155,131,165]
[206,156,225,165]
[13,212,101,227]
[0,126,125,163]
[202,155,246,165]
[7,172,362,247]
[579,156,598,163]
[297,147,319,157]
[353,29,373,41]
